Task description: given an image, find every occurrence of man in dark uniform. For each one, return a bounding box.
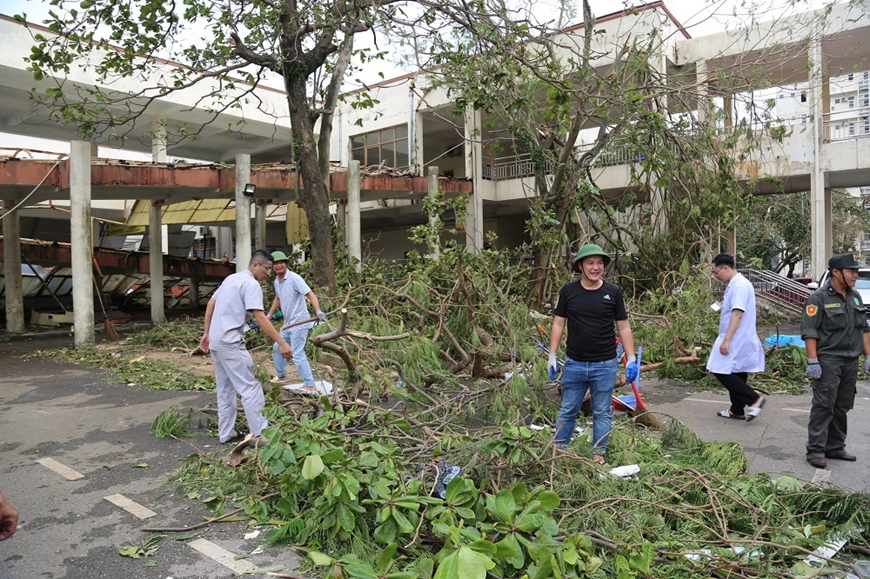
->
[801,253,870,469]
[548,243,638,465]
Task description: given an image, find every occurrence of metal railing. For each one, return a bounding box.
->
[484,141,674,182]
[738,268,812,316]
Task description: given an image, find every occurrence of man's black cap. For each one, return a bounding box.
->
[828,253,861,269]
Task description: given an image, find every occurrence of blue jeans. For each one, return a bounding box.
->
[554,356,618,453]
[272,327,315,386]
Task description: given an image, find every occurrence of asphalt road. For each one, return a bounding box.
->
[0,331,867,579]
[0,333,304,579]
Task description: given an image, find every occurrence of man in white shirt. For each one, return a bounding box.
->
[266,251,326,391]
[707,253,766,421]
[200,250,292,443]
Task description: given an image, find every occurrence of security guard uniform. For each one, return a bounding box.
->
[801,256,869,462]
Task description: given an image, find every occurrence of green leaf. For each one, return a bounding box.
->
[495,534,524,569]
[434,546,495,579]
[143,560,156,567]
[301,454,325,480]
[119,546,142,559]
[493,489,517,522]
[378,543,398,573]
[373,518,397,545]
[308,550,334,566]
[536,490,560,511]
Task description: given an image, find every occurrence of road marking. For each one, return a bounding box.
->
[782,407,810,414]
[104,494,157,519]
[188,538,258,574]
[811,468,832,484]
[36,457,84,480]
[684,398,723,404]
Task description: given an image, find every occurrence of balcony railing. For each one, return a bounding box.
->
[482,116,868,182]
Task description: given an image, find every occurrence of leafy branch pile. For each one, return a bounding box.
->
[172,395,869,579]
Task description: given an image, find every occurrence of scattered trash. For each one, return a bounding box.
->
[685,546,762,562]
[282,380,333,395]
[244,530,261,540]
[416,461,463,499]
[764,334,805,348]
[528,424,550,431]
[609,464,640,479]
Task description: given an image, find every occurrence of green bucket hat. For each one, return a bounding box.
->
[271,250,289,263]
[572,243,610,273]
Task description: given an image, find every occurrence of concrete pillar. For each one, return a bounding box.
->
[464,107,484,253]
[255,200,267,249]
[427,166,441,259]
[148,201,166,323]
[216,227,232,261]
[809,30,830,280]
[189,280,200,310]
[347,160,362,270]
[235,154,252,271]
[413,109,425,176]
[2,200,24,332]
[724,229,737,256]
[696,60,709,125]
[70,141,95,348]
[151,116,168,162]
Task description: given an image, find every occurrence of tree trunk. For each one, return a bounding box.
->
[285,81,337,296]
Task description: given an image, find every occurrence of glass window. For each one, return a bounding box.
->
[349,124,409,168]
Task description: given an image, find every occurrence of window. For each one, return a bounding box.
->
[864,72,869,80]
[801,115,808,124]
[790,92,795,97]
[849,96,856,109]
[835,98,841,104]
[863,117,869,134]
[800,91,807,103]
[848,122,855,135]
[848,73,854,80]
[778,94,784,99]
[350,125,410,168]
[863,97,869,107]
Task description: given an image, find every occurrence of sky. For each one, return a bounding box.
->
[0,0,841,157]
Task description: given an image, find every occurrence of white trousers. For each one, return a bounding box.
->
[210,344,269,442]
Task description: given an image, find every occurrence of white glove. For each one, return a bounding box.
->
[805,358,821,380]
[548,354,559,381]
[316,310,327,322]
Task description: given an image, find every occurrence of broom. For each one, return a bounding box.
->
[627,347,663,429]
[92,259,120,342]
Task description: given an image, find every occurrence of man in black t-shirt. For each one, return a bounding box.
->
[548,243,638,465]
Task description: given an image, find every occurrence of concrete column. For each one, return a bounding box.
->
[2,200,24,332]
[70,140,95,348]
[809,30,830,280]
[347,160,362,270]
[724,229,737,256]
[696,60,709,125]
[216,227,232,261]
[148,201,166,323]
[189,280,200,310]
[464,107,484,253]
[151,116,168,162]
[235,154,252,271]
[413,109,425,176]
[255,200,267,249]
[427,166,440,259]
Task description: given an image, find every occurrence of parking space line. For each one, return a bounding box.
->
[36,457,84,480]
[104,494,157,519]
[188,538,258,574]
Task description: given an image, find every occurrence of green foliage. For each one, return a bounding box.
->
[150,405,194,438]
[27,347,215,391]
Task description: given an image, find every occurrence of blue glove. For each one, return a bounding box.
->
[806,357,822,380]
[864,356,870,374]
[548,354,559,381]
[316,310,327,322]
[625,356,639,383]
